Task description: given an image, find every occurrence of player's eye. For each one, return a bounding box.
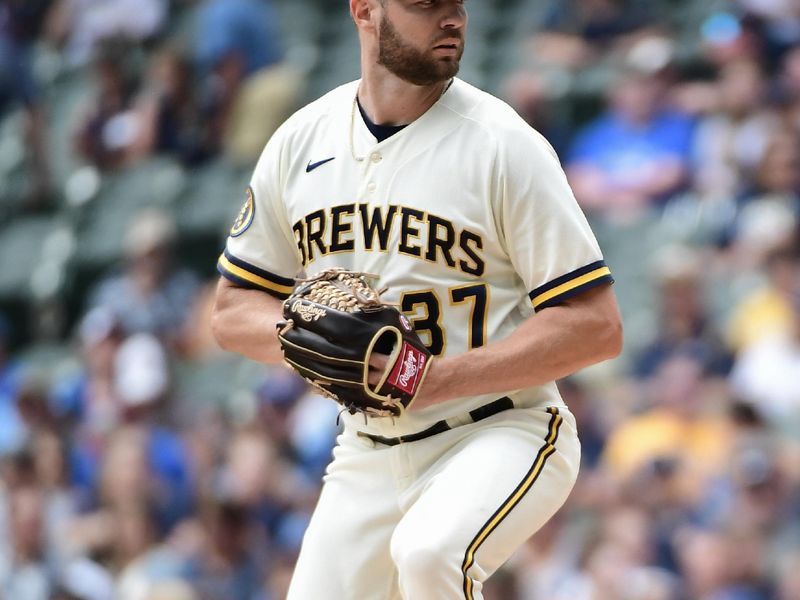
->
[418,0,466,6]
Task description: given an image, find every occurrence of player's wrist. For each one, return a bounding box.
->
[408,356,453,410]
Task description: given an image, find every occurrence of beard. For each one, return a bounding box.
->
[377,15,463,86]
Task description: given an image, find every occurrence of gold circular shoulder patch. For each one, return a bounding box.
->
[230,187,255,237]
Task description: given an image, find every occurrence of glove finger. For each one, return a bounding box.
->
[322,384,402,418]
[284,300,396,344]
[279,326,365,365]
[282,349,363,386]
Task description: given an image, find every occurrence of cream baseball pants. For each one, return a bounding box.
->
[286,406,581,600]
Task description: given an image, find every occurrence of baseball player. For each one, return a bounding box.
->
[211,0,623,598]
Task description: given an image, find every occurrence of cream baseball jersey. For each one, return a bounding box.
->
[218,78,613,438]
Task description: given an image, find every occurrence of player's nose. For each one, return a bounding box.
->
[439,1,467,30]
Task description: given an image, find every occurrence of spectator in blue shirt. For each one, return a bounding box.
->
[194,0,283,78]
[0,315,26,455]
[567,49,696,220]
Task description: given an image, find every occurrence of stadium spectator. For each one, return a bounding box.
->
[253,372,306,463]
[108,502,162,577]
[47,0,167,67]
[283,389,341,483]
[735,0,800,63]
[28,430,81,573]
[52,557,115,600]
[633,245,732,379]
[778,44,800,131]
[0,314,26,455]
[512,515,590,599]
[504,0,656,154]
[73,38,142,170]
[115,518,193,600]
[727,244,800,354]
[737,131,800,261]
[130,46,214,166]
[49,307,125,439]
[698,11,766,68]
[524,0,655,70]
[725,443,793,537]
[730,283,800,429]
[739,130,800,216]
[557,377,608,468]
[66,335,193,547]
[777,553,800,600]
[674,526,773,599]
[66,424,181,563]
[0,486,51,600]
[566,42,695,220]
[692,59,779,201]
[254,369,339,483]
[262,553,297,600]
[87,209,200,347]
[0,0,54,210]
[185,499,264,600]
[603,354,733,486]
[111,334,194,530]
[193,0,302,164]
[215,425,315,555]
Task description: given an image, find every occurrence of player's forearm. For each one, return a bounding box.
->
[419,285,622,406]
[211,278,285,364]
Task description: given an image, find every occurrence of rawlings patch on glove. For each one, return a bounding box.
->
[276,269,433,418]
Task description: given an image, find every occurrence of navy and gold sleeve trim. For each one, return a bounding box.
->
[529,260,614,311]
[217,249,295,299]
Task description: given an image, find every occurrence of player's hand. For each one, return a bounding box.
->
[368,353,443,411]
[367,353,390,386]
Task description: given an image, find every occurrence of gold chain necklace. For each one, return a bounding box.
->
[349,96,366,162]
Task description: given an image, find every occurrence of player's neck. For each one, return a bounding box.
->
[357,71,450,126]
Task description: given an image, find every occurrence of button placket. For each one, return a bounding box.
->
[361,146,382,197]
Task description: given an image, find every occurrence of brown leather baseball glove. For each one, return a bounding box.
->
[276,269,432,418]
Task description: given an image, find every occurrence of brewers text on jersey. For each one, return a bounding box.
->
[291,202,485,275]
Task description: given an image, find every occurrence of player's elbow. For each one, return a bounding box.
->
[571,284,623,362]
[600,311,624,360]
[210,303,232,351]
[210,282,236,351]
[592,295,623,361]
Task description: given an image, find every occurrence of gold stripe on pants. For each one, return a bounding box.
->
[460,407,563,599]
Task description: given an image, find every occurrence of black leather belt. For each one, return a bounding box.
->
[358,396,514,447]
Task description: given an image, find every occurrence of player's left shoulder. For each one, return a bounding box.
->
[443,79,559,163]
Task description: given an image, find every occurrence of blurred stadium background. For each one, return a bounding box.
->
[2,0,800,598]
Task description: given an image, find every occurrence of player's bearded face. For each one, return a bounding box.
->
[377,13,463,86]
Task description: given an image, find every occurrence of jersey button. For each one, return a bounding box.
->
[367,182,377,193]
[370,152,382,164]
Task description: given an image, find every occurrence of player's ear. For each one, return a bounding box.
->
[351,0,380,32]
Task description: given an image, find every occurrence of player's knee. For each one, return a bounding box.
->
[391,538,453,585]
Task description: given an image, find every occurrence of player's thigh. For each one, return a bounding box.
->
[287,431,402,600]
[391,409,580,593]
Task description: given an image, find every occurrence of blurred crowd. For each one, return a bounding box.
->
[0,0,302,214]
[2,0,800,599]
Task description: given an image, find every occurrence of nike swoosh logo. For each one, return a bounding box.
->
[306,157,336,172]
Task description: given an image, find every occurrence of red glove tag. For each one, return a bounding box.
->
[387,342,427,394]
